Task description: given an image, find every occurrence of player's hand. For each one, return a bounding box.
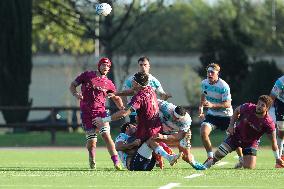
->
[74,92,83,100]
[226,125,235,135]
[198,106,205,120]
[199,113,205,120]
[276,158,284,167]
[92,117,104,128]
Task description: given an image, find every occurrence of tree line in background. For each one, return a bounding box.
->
[0,0,283,123]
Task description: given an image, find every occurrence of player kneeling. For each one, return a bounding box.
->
[204,95,284,169]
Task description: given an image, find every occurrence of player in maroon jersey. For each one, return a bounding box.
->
[69,57,124,170]
[204,95,284,169]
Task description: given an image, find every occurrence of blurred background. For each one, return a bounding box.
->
[0,0,283,146]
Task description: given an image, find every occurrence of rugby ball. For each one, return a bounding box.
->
[95,3,112,16]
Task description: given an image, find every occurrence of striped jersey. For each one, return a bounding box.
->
[158,100,191,133]
[201,78,233,117]
[115,133,130,168]
[271,75,284,103]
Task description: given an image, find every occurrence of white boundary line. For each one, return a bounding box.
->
[184,173,204,179]
[159,183,181,189]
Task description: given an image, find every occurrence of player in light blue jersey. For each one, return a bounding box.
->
[115,122,141,169]
[270,75,284,166]
[198,63,242,167]
[154,100,206,170]
[117,56,172,123]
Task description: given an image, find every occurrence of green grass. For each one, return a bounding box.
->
[0,148,283,189]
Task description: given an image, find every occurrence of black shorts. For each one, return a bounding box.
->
[203,114,230,131]
[129,152,156,171]
[274,98,284,121]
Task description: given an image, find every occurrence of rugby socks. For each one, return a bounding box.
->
[207,151,213,158]
[154,146,171,161]
[111,155,119,165]
[279,139,284,156]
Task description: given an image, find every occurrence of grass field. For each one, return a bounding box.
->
[0,147,283,189]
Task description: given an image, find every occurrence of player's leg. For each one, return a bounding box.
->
[200,121,214,161]
[204,137,235,169]
[234,147,244,168]
[242,147,257,169]
[86,137,97,169]
[99,122,121,170]
[82,116,97,169]
[146,138,182,166]
[275,99,284,158]
[277,123,284,157]
[178,138,206,170]
[129,143,155,171]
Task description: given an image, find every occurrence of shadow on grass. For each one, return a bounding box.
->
[0,167,127,172]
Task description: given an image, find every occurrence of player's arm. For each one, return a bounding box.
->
[203,99,231,109]
[198,94,206,117]
[226,106,241,135]
[114,89,135,96]
[115,139,141,151]
[69,81,83,100]
[266,130,284,166]
[110,95,125,110]
[93,106,134,126]
[155,130,186,142]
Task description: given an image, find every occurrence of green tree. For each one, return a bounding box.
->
[0,0,32,123]
[240,60,283,104]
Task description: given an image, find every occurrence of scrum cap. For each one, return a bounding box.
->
[98,57,112,70]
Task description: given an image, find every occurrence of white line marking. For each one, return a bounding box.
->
[184,173,203,179]
[215,161,228,166]
[159,183,181,189]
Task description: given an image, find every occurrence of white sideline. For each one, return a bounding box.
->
[159,183,181,189]
[184,173,204,179]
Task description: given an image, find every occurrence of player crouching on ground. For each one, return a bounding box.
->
[153,100,206,170]
[204,95,284,169]
[115,122,182,171]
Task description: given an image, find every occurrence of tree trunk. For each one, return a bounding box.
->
[0,0,32,123]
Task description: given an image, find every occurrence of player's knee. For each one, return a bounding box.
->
[86,139,97,149]
[214,143,232,160]
[200,124,210,137]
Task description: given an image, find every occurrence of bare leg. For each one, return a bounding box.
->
[86,139,97,169]
[243,155,257,169]
[200,123,213,158]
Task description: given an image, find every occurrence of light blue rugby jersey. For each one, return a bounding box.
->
[158,100,191,132]
[123,74,166,115]
[271,76,284,103]
[115,133,130,168]
[201,78,233,117]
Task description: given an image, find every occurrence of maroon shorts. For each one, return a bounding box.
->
[81,111,107,131]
